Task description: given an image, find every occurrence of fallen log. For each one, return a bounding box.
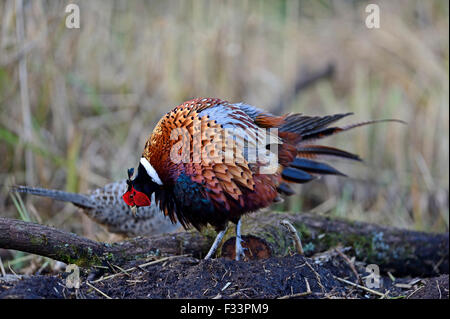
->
[0,217,209,266]
[235,212,449,276]
[0,212,448,277]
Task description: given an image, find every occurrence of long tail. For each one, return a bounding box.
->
[10,185,95,209]
[234,103,405,195]
[276,113,406,194]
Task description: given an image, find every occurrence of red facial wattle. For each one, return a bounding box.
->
[122,189,134,206]
[134,190,151,206]
[122,186,151,207]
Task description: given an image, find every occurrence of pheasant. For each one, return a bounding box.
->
[11,181,180,237]
[123,97,401,260]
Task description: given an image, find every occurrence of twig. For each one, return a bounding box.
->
[221,282,232,291]
[407,285,424,299]
[278,291,312,299]
[387,272,396,282]
[436,280,442,299]
[280,219,304,255]
[432,256,445,274]
[305,277,311,293]
[333,275,385,297]
[395,283,412,289]
[0,256,6,277]
[7,264,19,278]
[335,248,363,285]
[278,278,312,299]
[380,289,391,299]
[126,279,145,284]
[92,255,188,283]
[86,281,112,299]
[304,260,325,293]
[407,278,422,286]
[111,264,132,278]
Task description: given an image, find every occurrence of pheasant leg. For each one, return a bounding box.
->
[204,224,229,260]
[235,219,246,261]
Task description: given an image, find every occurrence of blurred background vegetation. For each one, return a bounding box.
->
[0,0,448,273]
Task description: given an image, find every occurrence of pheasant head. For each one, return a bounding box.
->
[122,159,162,209]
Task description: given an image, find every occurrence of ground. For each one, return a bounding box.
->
[1,253,448,299]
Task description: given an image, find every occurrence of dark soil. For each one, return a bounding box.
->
[406,275,449,299]
[1,253,447,299]
[0,275,63,299]
[82,255,343,299]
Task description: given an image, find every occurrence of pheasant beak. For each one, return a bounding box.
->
[130,205,137,217]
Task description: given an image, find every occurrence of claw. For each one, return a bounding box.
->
[235,244,246,261]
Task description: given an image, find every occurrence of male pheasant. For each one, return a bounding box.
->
[12,181,180,237]
[123,97,400,260]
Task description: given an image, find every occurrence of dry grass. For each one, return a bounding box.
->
[0,0,448,272]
